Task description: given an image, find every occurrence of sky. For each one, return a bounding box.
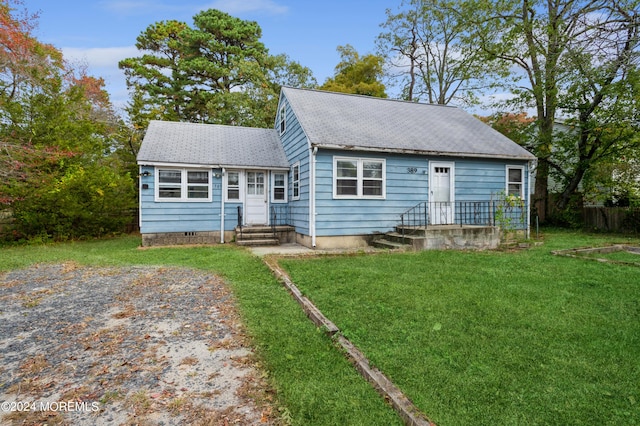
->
[23,0,397,113]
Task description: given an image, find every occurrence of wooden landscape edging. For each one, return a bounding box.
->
[263,255,435,426]
[552,244,640,267]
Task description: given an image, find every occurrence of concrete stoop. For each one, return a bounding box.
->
[235,225,296,247]
[235,225,279,246]
[373,225,501,251]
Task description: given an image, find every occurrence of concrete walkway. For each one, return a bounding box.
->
[248,243,316,257]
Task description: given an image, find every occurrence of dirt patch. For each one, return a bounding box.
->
[0,263,276,425]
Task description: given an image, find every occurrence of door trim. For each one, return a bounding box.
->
[244,170,268,225]
[429,161,455,225]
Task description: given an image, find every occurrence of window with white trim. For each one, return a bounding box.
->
[333,157,385,199]
[225,171,241,201]
[156,168,211,201]
[506,165,525,198]
[272,172,287,202]
[292,163,300,200]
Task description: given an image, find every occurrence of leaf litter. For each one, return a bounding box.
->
[0,263,277,425]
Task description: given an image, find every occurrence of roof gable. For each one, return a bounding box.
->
[281,87,535,160]
[137,121,289,169]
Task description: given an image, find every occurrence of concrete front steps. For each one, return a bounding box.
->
[235,225,296,247]
[373,225,501,251]
[372,231,420,251]
[235,226,279,246]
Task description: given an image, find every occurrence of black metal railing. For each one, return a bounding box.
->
[400,200,526,237]
[237,206,243,240]
[270,205,290,235]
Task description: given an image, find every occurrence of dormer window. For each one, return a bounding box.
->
[279,105,286,134]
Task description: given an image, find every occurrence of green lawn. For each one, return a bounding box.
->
[581,248,640,265]
[2,231,639,425]
[280,230,640,425]
[0,237,402,425]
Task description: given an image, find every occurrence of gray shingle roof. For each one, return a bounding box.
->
[137,121,289,169]
[281,87,536,160]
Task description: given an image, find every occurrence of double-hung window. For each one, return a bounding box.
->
[334,157,385,199]
[506,165,525,198]
[225,171,241,201]
[291,163,300,200]
[156,168,211,202]
[272,172,287,202]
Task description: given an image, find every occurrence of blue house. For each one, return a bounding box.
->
[137,87,536,248]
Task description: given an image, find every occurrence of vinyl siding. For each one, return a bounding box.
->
[277,95,310,235]
[313,152,530,236]
[314,151,428,236]
[454,158,529,201]
[139,166,222,233]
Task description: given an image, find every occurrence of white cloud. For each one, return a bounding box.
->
[205,0,288,15]
[62,46,139,69]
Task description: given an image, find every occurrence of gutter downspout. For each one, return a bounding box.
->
[138,165,143,231]
[311,147,318,248]
[526,160,533,240]
[220,168,225,243]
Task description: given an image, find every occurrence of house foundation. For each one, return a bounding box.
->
[373,225,501,251]
[295,233,371,250]
[141,231,229,247]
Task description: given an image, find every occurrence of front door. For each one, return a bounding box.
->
[245,171,268,225]
[430,162,455,225]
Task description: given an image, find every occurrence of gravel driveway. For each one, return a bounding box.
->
[0,262,274,425]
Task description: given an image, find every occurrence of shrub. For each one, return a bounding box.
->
[621,208,640,233]
[10,164,136,241]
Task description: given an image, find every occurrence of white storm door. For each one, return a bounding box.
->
[245,171,268,225]
[430,162,455,225]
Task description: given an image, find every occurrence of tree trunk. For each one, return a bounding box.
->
[533,158,549,222]
[556,164,587,211]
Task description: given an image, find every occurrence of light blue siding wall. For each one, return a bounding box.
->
[277,95,310,235]
[453,158,530,230]
[139,166,223,233]
[224,202,242,231]
[314,150,429,236]
[453,157,530,201]
[313,153,530,236]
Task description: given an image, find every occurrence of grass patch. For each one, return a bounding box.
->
[581,248,640,265]
[0,236,401,425]
[600,249,640,264]
[279,229,640,425]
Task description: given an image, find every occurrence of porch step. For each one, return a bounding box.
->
[372,239,411,251]
[235,226,280,246]
[373,231,426,251]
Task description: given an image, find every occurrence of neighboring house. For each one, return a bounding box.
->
[137,87,536,248]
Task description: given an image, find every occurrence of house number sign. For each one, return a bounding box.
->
[407,167,418,174]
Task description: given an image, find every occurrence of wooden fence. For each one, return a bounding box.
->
[582,207,640,233]
[0,209,13,239]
